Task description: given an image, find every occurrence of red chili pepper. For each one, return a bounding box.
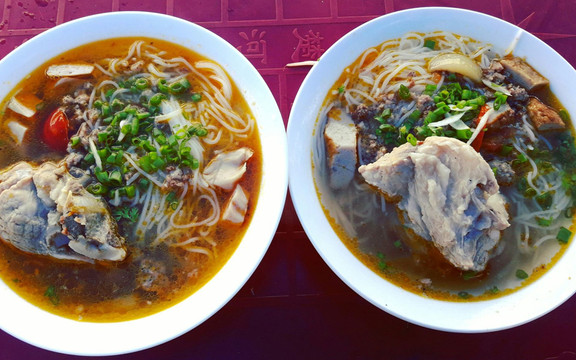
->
[43,108,69,151]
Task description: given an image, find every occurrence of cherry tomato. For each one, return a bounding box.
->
[43,109,69,151]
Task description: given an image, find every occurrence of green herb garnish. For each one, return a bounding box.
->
[515,269,529,280]
[44,285,59,306]
[557,227,572,244]
[113,207,139,223]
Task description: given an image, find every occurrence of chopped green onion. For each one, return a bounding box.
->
[70,136,80,147]
[131,118,140,135]
[134,78,149,90]
[406,133,417,146]
[109,171,122,186]
[150,93,166,106]
[138,177,150,189]
[424,39,436,50]
[462,271,477,280]
[87,183,108,195]
[536,217,552,227]
[97,148,110,161]
[191,93,202,102]
[44,285,59,306]
[458,291,471,299]
[423,84,437,96]
[456,129,472,140]
[125,185,136,198]
[494,91,508,111]
[158,79,170,93]
[375,108,392,123]
[136,112,150,120]
[95,170,109,184]
[516,153,528,163]
[501,145,513,156]
[535,191,553,210]
[83,152,95,164]
[488,286,500,294]
[557,227,572,244]
[398,84,411,100]
[121,124,131,135]
[97,132,109,144]
[515,269,529,279]
[524,187,537,198]
[101,104,111,117]
[111,98,124,110]
[408,109,421,122]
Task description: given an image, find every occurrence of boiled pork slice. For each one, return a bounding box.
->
[358,136,510,272]
[0,161,126,262]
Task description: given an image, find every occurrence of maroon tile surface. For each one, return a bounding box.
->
[1,0,576,359]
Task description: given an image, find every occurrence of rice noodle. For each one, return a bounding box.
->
[312,30,576,298]
[75,39,258,269]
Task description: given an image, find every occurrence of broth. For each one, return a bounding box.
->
[0,38,261,321]
[315,31,575,301]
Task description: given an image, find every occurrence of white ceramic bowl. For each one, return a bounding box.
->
[0,12,287,355]
[288,7,576,333]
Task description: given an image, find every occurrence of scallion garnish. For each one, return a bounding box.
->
[557,227,572,244]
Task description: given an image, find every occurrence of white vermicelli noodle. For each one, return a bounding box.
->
[313,31,575,298]
[84,39,257,259]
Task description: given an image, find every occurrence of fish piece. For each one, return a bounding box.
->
[324,107,357,189]
[0,161,126,262]
[359,136,510,272]
[203,148,254,191]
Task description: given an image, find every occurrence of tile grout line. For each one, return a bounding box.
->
[55,0,65,25]
[166,0,174,16]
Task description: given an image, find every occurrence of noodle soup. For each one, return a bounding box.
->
[314,31,576,301]
[0,37,261,321]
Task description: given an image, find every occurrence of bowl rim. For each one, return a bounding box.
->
[287,6,576,333]
[0,11,287,355]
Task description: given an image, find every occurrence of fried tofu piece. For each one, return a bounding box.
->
[324,107,357,190]
[46,64,95,78]
[500,57,549,91]
[527,97,565,131]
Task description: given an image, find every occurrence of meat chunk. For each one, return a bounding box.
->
[203,147,254,191]
[490,159,516,186]
[500,57,549,91]
[324,107,357,189]
[358,136,510,272]
[527,97,566,131]
[46,64,95,78]
[221,185,249,224]
[0,161,126,262]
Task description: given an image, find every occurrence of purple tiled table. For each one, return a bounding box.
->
[1,1,576,359]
